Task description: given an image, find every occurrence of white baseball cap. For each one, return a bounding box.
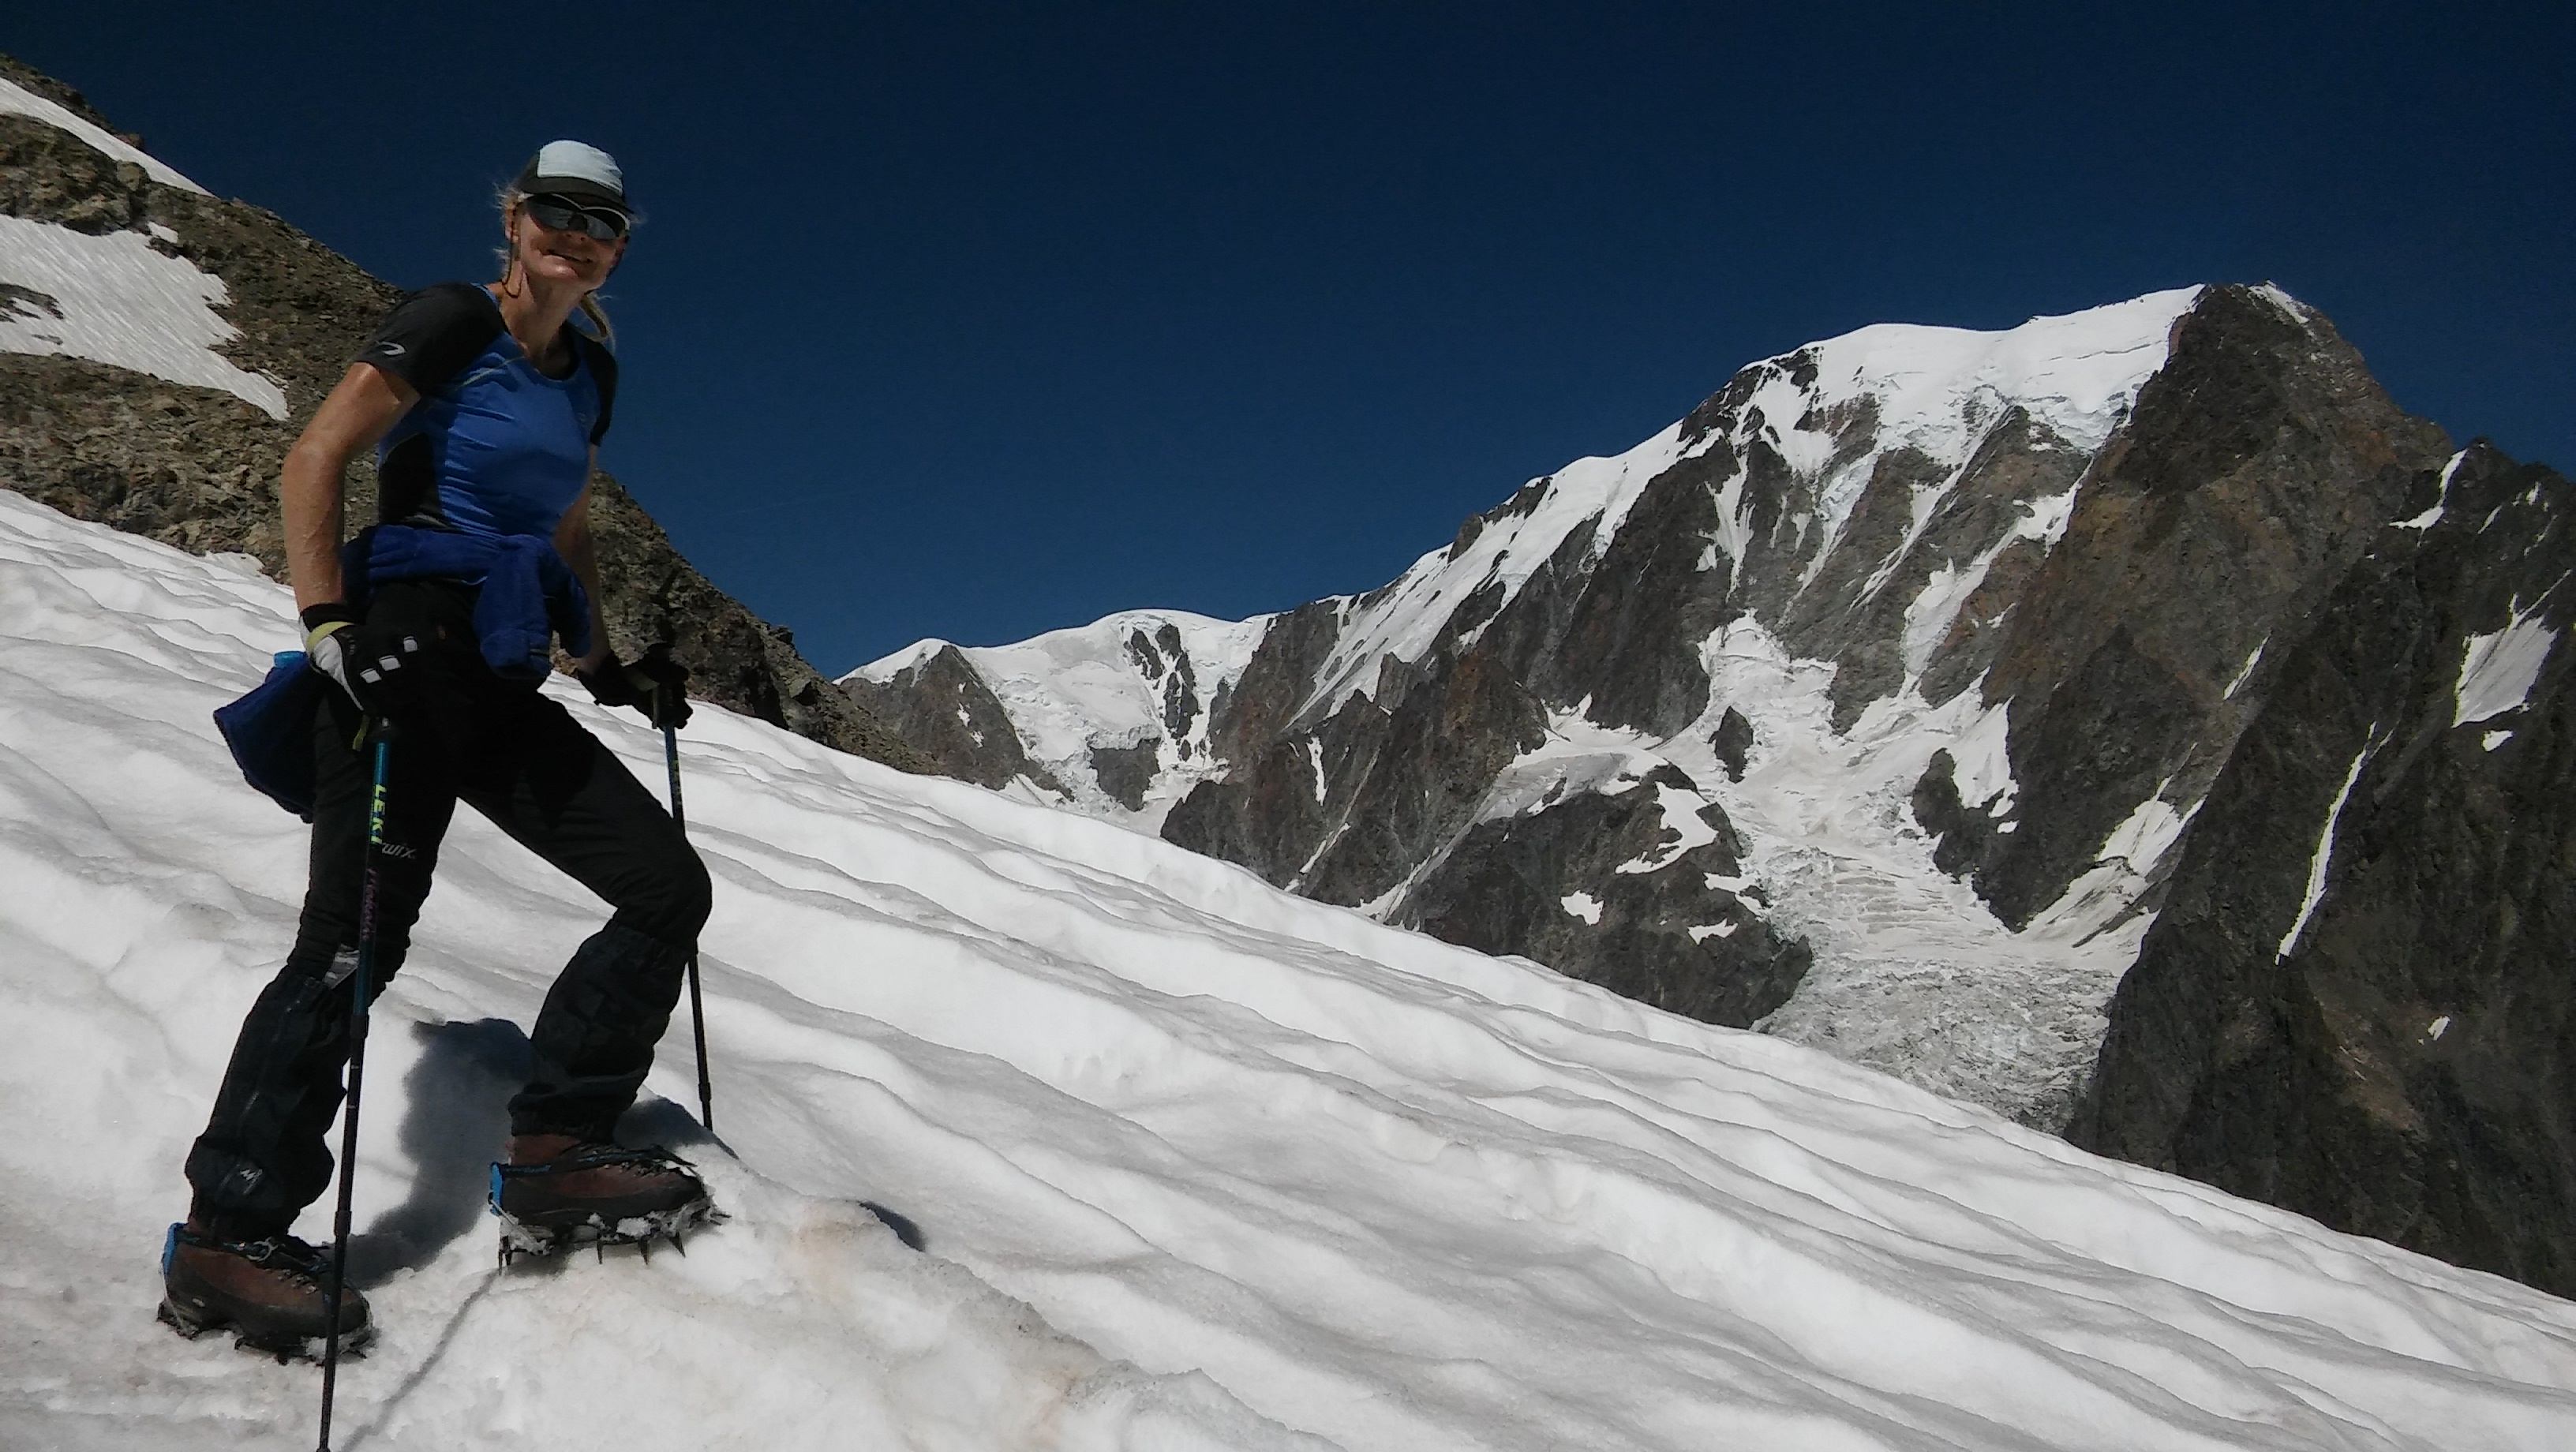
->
[514,140,628,211]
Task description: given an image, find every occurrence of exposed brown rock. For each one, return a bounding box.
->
[837,643,1043,788]
[1971,287,2451,926]
[2072,443,2576,1295]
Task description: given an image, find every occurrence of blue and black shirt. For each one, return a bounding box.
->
[355,282,618,541]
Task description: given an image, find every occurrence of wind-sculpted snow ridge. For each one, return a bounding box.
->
[10,488,2575,1451]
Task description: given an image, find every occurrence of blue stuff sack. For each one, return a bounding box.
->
[212,651,323,817]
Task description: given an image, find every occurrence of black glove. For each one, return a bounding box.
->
[579,643,692,728]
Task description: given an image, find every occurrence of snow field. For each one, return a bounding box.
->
[2452,604,2559,728]
[6,487,2576,1450]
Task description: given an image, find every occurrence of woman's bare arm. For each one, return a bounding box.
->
[284,363,418,612]
[553,457,612,674]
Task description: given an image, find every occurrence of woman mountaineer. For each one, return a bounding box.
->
[163,143,713,1357]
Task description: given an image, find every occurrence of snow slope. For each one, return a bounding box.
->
[6,487,2576,1450]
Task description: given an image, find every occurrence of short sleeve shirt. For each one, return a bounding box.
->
[356,283,620,541]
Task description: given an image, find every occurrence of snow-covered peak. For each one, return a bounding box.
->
[1775,286,2201,462]
[848,634,953,682]
[1296,286,2204,722]
[852,607,1271,820]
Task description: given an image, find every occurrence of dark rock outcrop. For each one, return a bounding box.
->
[1397,763,1809,1024]
[837,643,1049,790]
[0,53,922,770]
[1087,741,1158,810]
[2071,443,2576,1295]
[1970,288,2451,926]
[1711,706,1754,783]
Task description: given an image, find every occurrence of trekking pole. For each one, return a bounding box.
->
[317,724,391,1452]
[662,717,714,1134]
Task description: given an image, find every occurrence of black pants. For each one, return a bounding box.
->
[185,581,710,1241]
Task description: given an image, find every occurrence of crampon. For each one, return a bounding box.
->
[159,1294,377,1364]
[488,1143,722,1267]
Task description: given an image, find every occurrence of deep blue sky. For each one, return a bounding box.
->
[9,3,2568,673]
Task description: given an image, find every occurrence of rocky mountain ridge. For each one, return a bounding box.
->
[0,54,925,771]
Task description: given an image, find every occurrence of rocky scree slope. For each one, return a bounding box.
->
[852,285,2454,1136]
[2072,441,2576,1297]
[0,54,923,770]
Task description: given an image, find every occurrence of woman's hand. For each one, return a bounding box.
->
[284,363,417,612]
[578,646,693,728]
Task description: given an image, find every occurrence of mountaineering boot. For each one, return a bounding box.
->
[490,1134,715,1261]
[497,1133,706,1225]
[159,1222,372,1360]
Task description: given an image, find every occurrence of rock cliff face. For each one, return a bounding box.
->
[0,54,923,770]
[858,284,2466,1132]
[1961,286,2448,926]
[839,642,1056,791]
[2072,442,2575,1296]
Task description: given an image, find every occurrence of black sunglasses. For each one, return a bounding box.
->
[524,194,630,241]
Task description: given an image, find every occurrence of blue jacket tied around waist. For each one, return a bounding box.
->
[345,524,592,679]
[213,525,593,815]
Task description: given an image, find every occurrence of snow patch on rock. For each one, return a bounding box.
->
[2453,604,2559,727]
[2278,733,2381,961]
[0,214,287,418]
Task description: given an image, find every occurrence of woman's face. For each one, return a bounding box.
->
[511,200,627,291]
